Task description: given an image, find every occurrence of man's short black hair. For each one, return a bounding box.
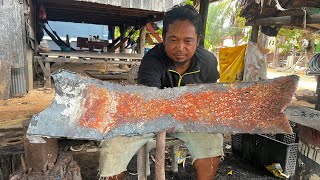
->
[163,5,201,38]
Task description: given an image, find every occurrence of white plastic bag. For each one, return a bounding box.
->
[243,41,267,81]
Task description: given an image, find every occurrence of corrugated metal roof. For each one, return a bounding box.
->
[42,0,185,25]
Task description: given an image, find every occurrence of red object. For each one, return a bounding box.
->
[39,4,47,20]
[146,23,163,43]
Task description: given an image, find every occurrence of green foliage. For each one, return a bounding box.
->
[186,0,193,6]
[310,7,320,15]
[205,0,248,50]
[277,28,304,54]
[114,26,142,42]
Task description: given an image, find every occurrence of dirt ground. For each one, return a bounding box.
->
[0,68,318,179]
[0,88,54,127]
[61,139,279,180]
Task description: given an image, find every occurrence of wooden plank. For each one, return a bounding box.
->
[285,106,320,131]
[45,62,51,88]
[247,14,320,26]
[0,61,11,100]
[39,51,143,59]
[37,57,141,65]
[26,48,34,91]
[36,57,49,75]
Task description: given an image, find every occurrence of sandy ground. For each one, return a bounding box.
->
[267,68,317,92]
[0,88,54,127]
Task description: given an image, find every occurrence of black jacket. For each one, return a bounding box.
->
[138,43,219,89]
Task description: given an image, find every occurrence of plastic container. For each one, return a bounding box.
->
[231,133,298,177]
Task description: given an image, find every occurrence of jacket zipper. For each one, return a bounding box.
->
[168,70,200,87]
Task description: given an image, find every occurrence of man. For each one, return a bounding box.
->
[99,5,223,180]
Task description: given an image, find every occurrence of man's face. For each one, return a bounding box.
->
[164,20,198,66]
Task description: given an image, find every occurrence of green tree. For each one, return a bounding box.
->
[276,28,305,54]
[205,0,246,50]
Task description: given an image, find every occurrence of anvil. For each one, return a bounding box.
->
[27,70,299,140]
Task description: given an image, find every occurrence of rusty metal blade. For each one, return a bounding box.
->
[27,70,299,140]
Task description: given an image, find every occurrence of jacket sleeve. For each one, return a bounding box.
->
[138,56,163,88]
[206,53,220,83]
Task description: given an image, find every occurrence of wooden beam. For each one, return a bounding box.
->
[0,61,11,100]
[139,26,146,55]
[120,25,127,52]
[39,51,143,59]
[171,144,179,172]
[39,57,141,65]
[146,23,163,43]
[247,14,320,26]
[137,144,147,180]
[250,26,259,43]
[155,130,166,180]
[199,0,210,48]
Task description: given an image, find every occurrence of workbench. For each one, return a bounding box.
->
[35,51,143,87]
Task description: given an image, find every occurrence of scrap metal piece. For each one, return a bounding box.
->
[27,70,299,140]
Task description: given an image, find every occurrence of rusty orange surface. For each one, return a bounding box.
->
[79,76,297,134]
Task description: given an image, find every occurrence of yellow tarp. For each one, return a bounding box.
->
[219,44,247,82]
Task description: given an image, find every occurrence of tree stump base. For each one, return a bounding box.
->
[9,152,82,180]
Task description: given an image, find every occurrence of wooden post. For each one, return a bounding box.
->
[0,60,11,100]
[23,120,58,172]
[108,25,115,41]
[199,0,210,48]
[171,144,179,172]
[26,48,34,91]
[155,130,166,180]
[250,26,260,43]
[137,144,148,180]
[139,25,146,55]
[120,25,127,52]
[119,25,127,69]
[44,61,51,88]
